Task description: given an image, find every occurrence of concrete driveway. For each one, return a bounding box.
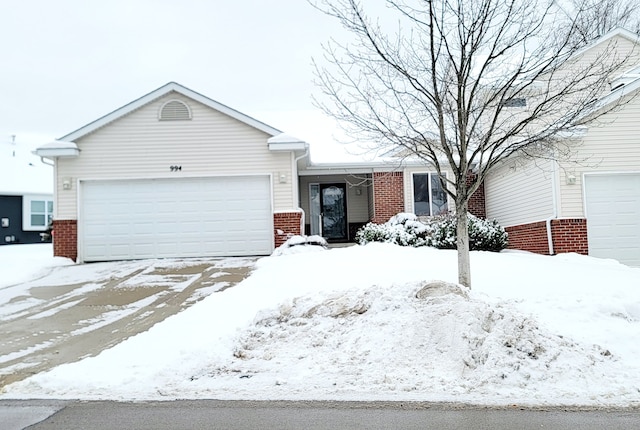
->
[0,257,256,390]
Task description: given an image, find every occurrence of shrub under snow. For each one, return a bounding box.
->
[356,213,508,252]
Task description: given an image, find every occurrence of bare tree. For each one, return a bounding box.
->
[563,0,640,46]
[311,0,634,287]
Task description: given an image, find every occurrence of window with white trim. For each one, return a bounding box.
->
[412,173,448,216]
[23,195,53,231]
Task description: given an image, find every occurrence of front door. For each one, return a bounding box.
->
[320,183,347,241]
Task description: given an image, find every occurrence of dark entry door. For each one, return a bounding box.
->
[320,183,347,241]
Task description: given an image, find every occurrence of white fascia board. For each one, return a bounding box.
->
[33,141,80,159]
[60,82,282,142]
[570,27,640,61]
[268,142,308,151]
[590,75,640,114]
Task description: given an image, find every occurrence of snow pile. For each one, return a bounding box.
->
[0,244,72,290]
[192,280,619,404]
[271,235,328,256]
[2,243,640,406]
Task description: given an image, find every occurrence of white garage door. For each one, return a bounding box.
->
[585,174,640,267]
[80,176,273,262]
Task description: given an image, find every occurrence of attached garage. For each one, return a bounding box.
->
[80,176,273,262]
[584,173,640,267]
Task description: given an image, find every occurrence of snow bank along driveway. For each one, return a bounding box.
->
[0,254,256,389]
[3,243,640,407]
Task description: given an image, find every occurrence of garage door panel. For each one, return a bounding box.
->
[81,176,273,261]
[585,174,640,267]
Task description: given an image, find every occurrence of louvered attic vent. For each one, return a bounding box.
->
[159,100,192,121]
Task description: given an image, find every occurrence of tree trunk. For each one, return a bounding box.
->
[456,198,471,288]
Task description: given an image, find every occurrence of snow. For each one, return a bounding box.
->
[1,243,640,407]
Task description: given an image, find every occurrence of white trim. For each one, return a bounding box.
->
[409,171,449,216]
[61,82,282,142]
[269,142,308,151]
[158,99,192,121]
[570,28,640,61]
[22,194,53,231]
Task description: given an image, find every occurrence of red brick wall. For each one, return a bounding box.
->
[372,172,404,224]
[273,212,303,248]
[505,221,550,254]
[466,172,486,219]
[52,219,77,261]
[551,219,588,255]
[505,218,588,255]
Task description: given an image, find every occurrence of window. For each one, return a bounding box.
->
[502,97,526,108]
[23,195,53,231]
[412,173,448,216]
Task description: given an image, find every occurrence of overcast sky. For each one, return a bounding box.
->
[0,0,369,161]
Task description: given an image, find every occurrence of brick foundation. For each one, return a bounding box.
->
[52,219,78,262]
[505,218,588,255]
[372,172,404,224]
[273,211,303,248]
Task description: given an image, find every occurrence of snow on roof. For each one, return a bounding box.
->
[0,141,53,195]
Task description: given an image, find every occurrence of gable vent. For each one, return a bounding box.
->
[159,100,192,121]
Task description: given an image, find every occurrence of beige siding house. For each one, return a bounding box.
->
[486,29,640,267]
[37,28,640,267]
[37,83,307,262]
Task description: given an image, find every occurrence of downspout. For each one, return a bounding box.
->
[546,159,560,255]
[39,156,54,166]
[292,146,309,234]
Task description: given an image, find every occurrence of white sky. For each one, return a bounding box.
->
[0,0,370,162]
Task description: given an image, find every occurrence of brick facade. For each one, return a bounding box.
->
[505,221,550,254]
[550,218,588,254]
[372,172,404,224]
[505,218,588,255]
[52,219,78,262]
[273,211,303,248]
[466,172,486,219]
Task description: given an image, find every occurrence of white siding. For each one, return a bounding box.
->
[56,92,294,219]
[558,90,640,218]
[485,158,555,227]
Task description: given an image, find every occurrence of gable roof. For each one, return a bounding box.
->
[60,82,282,142]
[571,27,640,60]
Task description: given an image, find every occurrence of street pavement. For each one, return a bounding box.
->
[2,400,639,430]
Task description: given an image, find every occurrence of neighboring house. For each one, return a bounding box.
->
[0,139,53,245]
[36,29,639,266]
[485,28,640,267]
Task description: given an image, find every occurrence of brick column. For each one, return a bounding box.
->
[52,219,78,261]
[273,211,303,248]
[466,172,486,219]
[551,219,588,255]
[372,172,404,224]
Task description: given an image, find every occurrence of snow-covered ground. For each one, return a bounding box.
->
[1,243,639,407]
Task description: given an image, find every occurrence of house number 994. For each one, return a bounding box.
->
[170,165,182,172]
